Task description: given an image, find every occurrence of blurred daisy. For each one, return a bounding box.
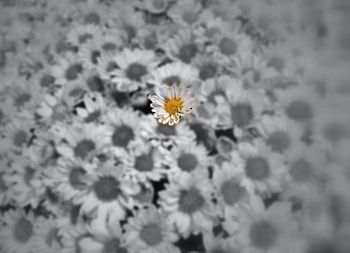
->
[103,107,146,154]
[31,216,63,253]
[236,201,299,253]
[0,158,12,206]
[142,115,196,148]
[50,122,106,161]
[110,48,158,92]
[66,24,101,47]
[122,141,166,183]
[44,157,95,202]
[273,84,319,124]
[0,210,38,253]
[231,51,276,89]
[159,173,217,238]
[96,53,119,80]
[148,61,199,87]
[75,92,108,124]
[78,39,103,70]
[168,0,203,27]
[163,29,202,64]
[283,143,326,199]
[76,161,139,223]
[193,53,222,81]
[51,52,85,86]
[213,159,257,218]
[0,116,34,155]
[123,207,180,253]
[74,0,114,26]
[8,77,42,113]
[201,0,242,22]
[225,82,270,138]
[238,139,286,195]
[164,140,210,179]
[78,218,127,253]
[131,0,171,14]
[149,84,193,126]
[60,223,91,253]
[188,120,217,152]
[7,155,45,208]
[257,114,304,155]
[131,182,155,208]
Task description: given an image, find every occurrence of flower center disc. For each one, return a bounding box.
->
[163,97,183,115]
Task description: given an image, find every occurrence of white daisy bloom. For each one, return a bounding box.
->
[149,84,193,126]
[148,61,199,87]
[273,84,320,124]
[31,216,63,253]
[6,155,45,208]
[123,207,180,253]
[0,210,38,253]
[102,107,148,155]
[76,161,140,224]
[50,122,106,161]
[159,173,217,238]
[51,52,85,86]
[0,116,34,155]
[110,48,158,92]
[60,223,91,253]
[236,201,300,253]
[213,157,258,219]
[168,0,204,27]
[44,157,95,203]
[66,24,101,47]
[122,141,167,183]
[257,114,304,155]
[163,140,210,179]
[238,139,287,195]
[75,92,108,124]
[163,29,202,64]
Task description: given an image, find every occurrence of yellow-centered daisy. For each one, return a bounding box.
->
[149,85,193,126]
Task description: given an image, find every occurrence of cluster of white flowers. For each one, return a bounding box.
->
[0,0,350,253]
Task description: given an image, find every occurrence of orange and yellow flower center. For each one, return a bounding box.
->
[163,97,184,115]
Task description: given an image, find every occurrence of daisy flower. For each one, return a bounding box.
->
[7,76,43,113]
[75,92,109,124]
[66,24,101,47]
[282,143,327,199]
[131,0,171,14]
[149,84,193,126]
[6,155,45,208]
[163,29,202,64]
[31,216,63,253]
[257,114,304,155]
[168,0,204,27]
[78,218,127,253]
[44,157,95,203]
[148,61,199,87]
[225,81,271,138]
[76,161,139,223]
[123,207,180,253]
[141,115,196,148]
[201,0,242,22]
[236,201,299,253]
[237,139,286,195]
[122,140,167,183]
[78,39,103,70]
[50,122,106,161]
[213,158,258,219]
[51,51,85,86]
[0,210,38,253]
[74,0,114,26]
[131,181,155,208]
[159,173,217,238]
[96,53,119,80]
[110,48,159,92]
[164,140,210,179]
[0,116,34,155]
[60,223,91,253]
[102,107,147,155]
[0,158,12,206]
[192,53,222,81]
[273,84,320,124]
[230,51,277,89]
